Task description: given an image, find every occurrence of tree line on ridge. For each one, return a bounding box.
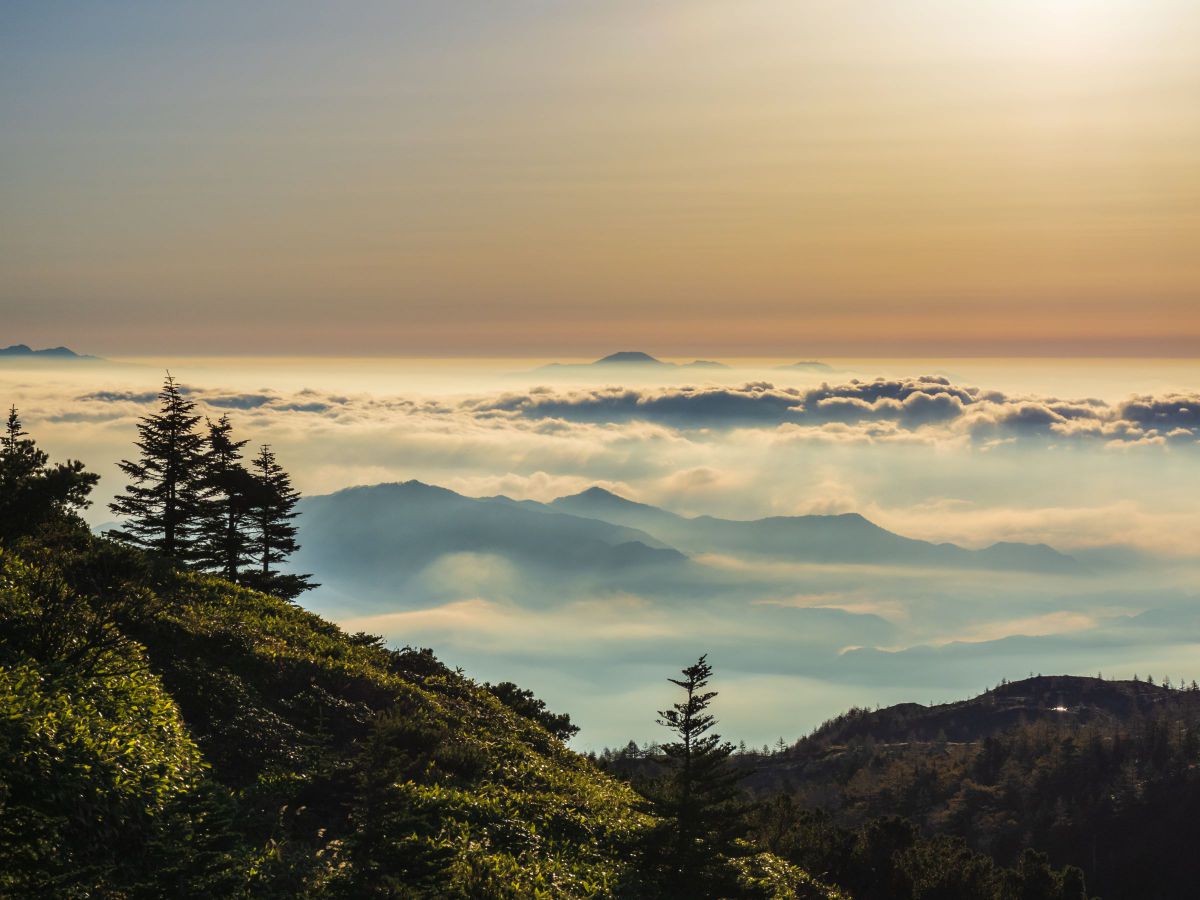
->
[4,373,312,598]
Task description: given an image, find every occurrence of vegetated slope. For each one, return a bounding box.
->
[0,528,836,899]
[747,675,1200,899]
[547,488,1077,574]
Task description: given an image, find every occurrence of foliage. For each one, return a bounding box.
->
[0,405,98,543]
[486,680,580,741]
[0,551,205,896]
[747,800,1088,900]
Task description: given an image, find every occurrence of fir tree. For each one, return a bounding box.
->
[195,415,256,580]
[645,654,747,898]
[0,406,98,541]
[109,374,206,561]
[243,444,314,599]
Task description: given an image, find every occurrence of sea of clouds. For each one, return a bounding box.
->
[6,358,1200,746]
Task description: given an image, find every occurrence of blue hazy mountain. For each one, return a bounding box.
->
[546,487,1078,573]
[0,343,97,360]
[537,351,730,372]
[292,481,1079,614]
[291,480,686,606]
[593,351,667,366]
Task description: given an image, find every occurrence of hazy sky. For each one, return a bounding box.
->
[3,1,1199,356]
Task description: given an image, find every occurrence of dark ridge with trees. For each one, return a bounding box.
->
[797,673,1193,746]
[598,674,1200,898]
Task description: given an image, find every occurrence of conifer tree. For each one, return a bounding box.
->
[0,406,98,541]
[109,374,206,560]
[244,444,314,599]
[195,415,257,580]
[645,654,747,898]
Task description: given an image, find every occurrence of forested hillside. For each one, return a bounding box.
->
[600,676,1200,899]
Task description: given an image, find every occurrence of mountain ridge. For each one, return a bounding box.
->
[0,343,97,360]
[548,486,1079,573]
[291,480,687,607]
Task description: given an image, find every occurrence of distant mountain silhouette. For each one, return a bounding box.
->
[537,352,730,372]
[546,487,1078,573]
[290,480,1081,611]
[0,343,97,360]
[291,481,686,606]
[593,351,667,366]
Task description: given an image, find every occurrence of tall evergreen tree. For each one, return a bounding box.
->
[0,406,98,541]
[195,415,257,580]
[109,374,206,561]
[645,654,748,898]
[244,444,313,599]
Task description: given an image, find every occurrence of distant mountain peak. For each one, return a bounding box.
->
[535,351,733,372]
[331,479,462,501]
[575,486,628,503]
[0,343,95,360]
[559,486,657,510]
[593,351,665,366]
[577,486,621,498]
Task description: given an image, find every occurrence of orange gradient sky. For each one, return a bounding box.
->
[2,0,1198,356]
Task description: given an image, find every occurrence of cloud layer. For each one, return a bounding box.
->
[467,377,1200,447]
[7,361,1200,747]
[65,375,1200,449]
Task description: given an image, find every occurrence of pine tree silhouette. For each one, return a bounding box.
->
[195,415,257,580]
[243,444,314,599]
[645,654,747,898]
[109,374,206,560]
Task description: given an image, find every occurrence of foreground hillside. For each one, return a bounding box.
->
[0,526,837,899]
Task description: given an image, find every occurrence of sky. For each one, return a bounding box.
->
[3,0,1199,357]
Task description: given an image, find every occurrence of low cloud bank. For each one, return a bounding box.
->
[65,375,1200,447]
[468,377,1200,446]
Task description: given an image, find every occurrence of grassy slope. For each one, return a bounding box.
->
[0,535,839,899]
